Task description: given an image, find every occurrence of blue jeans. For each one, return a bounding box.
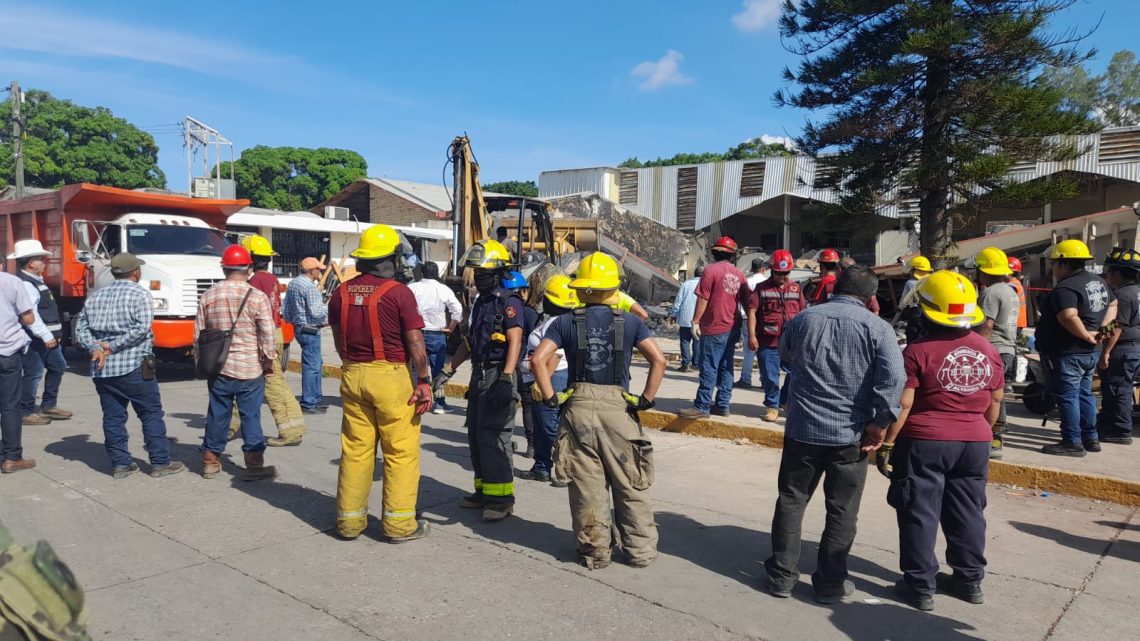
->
[20,340,67,414]
[203,376,266,453]
[295,332,324,409]
[530,369,569,474]
[758,347,790,409]
[424,331,449,408]
[1097,344,1140,437]
[94,366,171,468]
[1042,352,1099,444]
[0,352,24,461]
[694,329,738,412]
[678,326,699,368]
[741,340,756,386]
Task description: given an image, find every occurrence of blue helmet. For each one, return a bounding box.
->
[501,270,528,290]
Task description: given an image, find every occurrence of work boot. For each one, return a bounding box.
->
[1101,433,1134,445]
[734,380,753,389]
[1,458,36,474]
[387,519,430,544]
[21,413,50,426]
[935,572,984,605]
[711,407,731,418]
[1041,441,1086,457]
[458,493,484,509]
[580,555,611,571]
[226,429,240,442]
[764,408,780,422]
[112,463,140,479]
[895,579,934,611]
[517,469,551,482]
[814,580,855,605]
[40,407,73,420]
[990,435,1004,460]
[482,505,513,522]
[266,436,303,447]
[242,451,278,481]
[765,580,792,599]
[677,364,690,373]
[202,451,222,478]
[1083,440,1102,453]
[677,407,710,420]
[149,462,186,478]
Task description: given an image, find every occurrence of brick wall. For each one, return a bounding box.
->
[369,185,439,226]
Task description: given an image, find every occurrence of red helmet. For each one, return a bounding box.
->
[770,249,794,272]
[712,236,738,253]
[221,245,253,268]
[819,248,840,263]
[1008,256,1022,273]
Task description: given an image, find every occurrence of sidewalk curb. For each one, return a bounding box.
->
[288,360,1140,507]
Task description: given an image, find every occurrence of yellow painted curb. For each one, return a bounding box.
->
[288,362,1140,506]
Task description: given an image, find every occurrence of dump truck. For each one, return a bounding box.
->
[0,183,249,360]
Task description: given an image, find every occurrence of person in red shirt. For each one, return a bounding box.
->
[1008,256,1029,330]
[840,256,881,314]
[328,224,433,543]
[747,249,805,422]
[876,270,1004,611]
[678,236,749,419]
[809,248,842,305]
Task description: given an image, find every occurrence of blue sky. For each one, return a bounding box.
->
[3,0,1138,192]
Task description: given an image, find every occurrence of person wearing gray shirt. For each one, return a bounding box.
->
[0,272,36,473]
[974,247,1021,458]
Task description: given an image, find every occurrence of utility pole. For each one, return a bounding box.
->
[9,80,24,198]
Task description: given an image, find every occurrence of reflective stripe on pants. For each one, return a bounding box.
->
[466,367,516,506]
[229,328,306,440]
[336,360,421,539]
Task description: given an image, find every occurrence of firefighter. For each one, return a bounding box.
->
[328,224,434,542]
[973,247,1019,459]
[503,270,539,458]
[531,252,668,569]
[433,239,523,522]
[897,256,933,342]
[808,248,842,304]
[1008,256,1029,333]
[1096,248,1140,446]
[746,249,806,422]
[225,235,307,446]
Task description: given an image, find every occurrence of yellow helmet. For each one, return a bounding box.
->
[351,224,401,259]
[462,239,511,269]
[570,251,621,291]
[908,255,933,272]
[241,234,277,257]
[916,270,985,328]
[1050,239,1093,260]
[543,274,579,309]
[974,246,1013,276]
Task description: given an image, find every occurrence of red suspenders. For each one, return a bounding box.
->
[338,280,399,361]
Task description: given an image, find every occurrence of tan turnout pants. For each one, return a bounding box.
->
[553,383,658,567]
[228,327,306,441]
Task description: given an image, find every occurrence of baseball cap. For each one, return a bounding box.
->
[110,253,146,275]
[300,257,326,270]
[751,257,767,271]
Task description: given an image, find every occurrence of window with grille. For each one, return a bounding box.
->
[740,162,766,197]
[676,167,698,232]
[269,229,330,278]
[1098,129,1140,163]
[619,171,639,205]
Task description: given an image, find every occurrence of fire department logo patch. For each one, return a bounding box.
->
[1085,280,1109,313]
[723,272,742,296]
[937,347,992,394]
[505,306,517,319]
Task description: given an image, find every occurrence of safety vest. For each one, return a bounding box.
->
[572,307,625,387]
[16,271,62,339]
[337,278,399,362]
[755,281,804,338]
[1010,278,1028,329]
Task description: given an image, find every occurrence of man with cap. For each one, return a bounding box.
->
[196,245,278,480]
[738,256,770,389]
[973,246,1020,459]
[671,264,704,373]
[747,249,805,422]
[0,271,37,474]
[282,256,329,413]
[329,224,433,542]
[8,240,71,426]
[678,236,749,419]
[225,235,307,446]
[531,251,667,569]
[75,253,184,479]
[1096,248,1140,445]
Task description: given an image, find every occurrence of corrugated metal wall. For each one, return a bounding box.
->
[538,168,616,199]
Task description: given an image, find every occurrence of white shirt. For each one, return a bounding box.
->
[739,270,770,319]
[408,279,463,332]
[521,316,567,382]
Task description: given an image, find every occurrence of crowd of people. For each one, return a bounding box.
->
[1,227,1136,613]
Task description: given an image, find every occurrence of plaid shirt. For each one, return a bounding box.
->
[75,280,155,378]
[196,280,276,380]
[779,296,905,446]
[282,276,327,328]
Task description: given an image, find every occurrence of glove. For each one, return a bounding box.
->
[692,325,702,339]
[876,442,894,478]
[531,382,545,403]
[542,389,574,408]
[488,373,515,406]
[432,364,455,399]
[622,392,655,411]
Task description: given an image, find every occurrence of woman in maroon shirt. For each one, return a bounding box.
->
[877,270,1004,612]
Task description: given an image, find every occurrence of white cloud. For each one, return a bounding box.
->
[757,134,796,150]
[630,50,694,92]
[731,0,783,33]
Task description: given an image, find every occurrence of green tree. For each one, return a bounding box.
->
[482,180,539,197]
[777,1,1097,261]
[618,137,794,168]
[1039,50,1140,126]
[218,146,367,210]
[0,89,164,190]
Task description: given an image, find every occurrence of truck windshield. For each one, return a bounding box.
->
[126,225,229,256]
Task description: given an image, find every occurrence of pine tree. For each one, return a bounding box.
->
[776,0,1098,262]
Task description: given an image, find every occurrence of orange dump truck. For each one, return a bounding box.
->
[0,183,251,359]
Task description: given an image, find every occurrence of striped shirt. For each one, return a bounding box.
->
[779,296,905,446]
[282,276,328,329]
[75,280,155,378]
[196,280,276,380]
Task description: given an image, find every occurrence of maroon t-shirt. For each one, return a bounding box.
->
[328,274,424,363]
[249,270,281,326]
[901,331,1004,442]
[695,260,748,335]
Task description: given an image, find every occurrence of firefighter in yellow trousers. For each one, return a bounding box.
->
[531,252,667,569]
[328,225,434,542]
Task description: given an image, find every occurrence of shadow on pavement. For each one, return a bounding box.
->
[827,601,982,641]
[1009,521,1140,563]
[420,423,470,446]
[45,433,197,476]
[168,412,207,429]
[1096,519,1140,532]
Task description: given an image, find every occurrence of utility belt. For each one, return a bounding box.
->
[298,325,321,336]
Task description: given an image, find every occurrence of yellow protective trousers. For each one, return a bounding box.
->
[336,360,421,539]
[228,328,306,441]
[553,383,658,566]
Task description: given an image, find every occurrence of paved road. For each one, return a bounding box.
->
[3,369,1137,640]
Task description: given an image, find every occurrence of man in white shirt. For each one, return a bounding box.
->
[409,262,463,413]
[738,257,770,388]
